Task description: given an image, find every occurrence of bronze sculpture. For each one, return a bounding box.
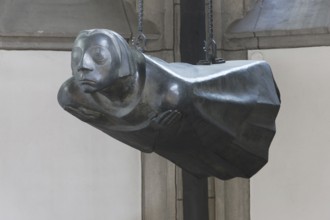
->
[58,29,280,180]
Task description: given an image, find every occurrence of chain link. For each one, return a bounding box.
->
[137,0,144,33]
[208,0,214,40]
[198,0,225,65]
[132,0,146,52]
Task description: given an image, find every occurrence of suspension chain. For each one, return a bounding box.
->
[208,0,214,41]
[199,0,225,65]
[132,0,146,52]
[137,0,144,33]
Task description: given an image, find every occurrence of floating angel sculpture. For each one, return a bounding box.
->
[58,29,280,180]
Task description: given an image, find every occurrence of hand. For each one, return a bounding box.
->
[151,110,182,128]
[64,106,102,122]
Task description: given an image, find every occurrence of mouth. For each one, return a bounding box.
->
[79,80,96,86]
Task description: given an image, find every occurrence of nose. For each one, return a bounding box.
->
[77,55,93,73]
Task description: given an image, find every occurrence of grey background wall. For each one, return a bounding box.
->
[0,51,142,220]
[249,47,330,220]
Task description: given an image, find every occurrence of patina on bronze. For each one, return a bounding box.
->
[58,29,280,180]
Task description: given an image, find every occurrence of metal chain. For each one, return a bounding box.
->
[137,0,144,33]
[133,0,146,52]
[207,0,214,41]
[198,0,225,65]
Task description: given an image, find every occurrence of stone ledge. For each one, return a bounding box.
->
[225,0,330,50]
[223,33,330,51]
[0,0,162,51]
[0,36,75,50]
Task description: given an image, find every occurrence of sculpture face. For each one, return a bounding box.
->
[71,33,120,93]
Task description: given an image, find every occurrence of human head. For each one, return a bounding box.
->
[71,29,136,93]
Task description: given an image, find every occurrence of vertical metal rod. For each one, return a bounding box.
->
[180,1,209,219]
[180,0,206,64]
[182,170,209,220]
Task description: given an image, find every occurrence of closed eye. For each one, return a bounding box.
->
[90,46,111,65]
